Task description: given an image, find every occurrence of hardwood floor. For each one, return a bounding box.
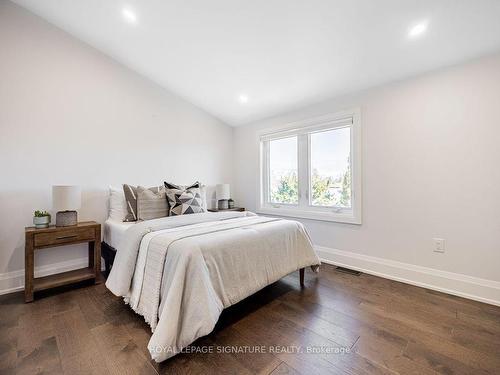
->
[1,264,500,374]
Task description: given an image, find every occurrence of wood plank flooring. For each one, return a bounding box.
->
[1,264,500,374]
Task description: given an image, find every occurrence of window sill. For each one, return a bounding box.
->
[256,207,361,224]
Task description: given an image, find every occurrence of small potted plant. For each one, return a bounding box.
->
[33,210,51,228]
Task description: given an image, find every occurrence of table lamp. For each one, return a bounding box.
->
[216,184,230,210]
[52,185,81,226]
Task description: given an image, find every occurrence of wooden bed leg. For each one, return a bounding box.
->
[299,268,305,287]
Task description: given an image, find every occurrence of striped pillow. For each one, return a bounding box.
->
[123,184,163,222]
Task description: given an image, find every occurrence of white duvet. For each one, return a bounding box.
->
[106,211,320,362]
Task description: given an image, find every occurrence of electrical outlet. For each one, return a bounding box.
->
[433,238,445,253]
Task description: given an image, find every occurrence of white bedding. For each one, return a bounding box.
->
[103,218,134,249]
[106,211,320,362]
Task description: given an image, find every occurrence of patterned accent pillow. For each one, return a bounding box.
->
[123,184,163,221]
[164,181,205,216]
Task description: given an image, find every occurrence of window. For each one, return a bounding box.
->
[259,109,361,224]
[310,127,351,208]
[269,136,298,204]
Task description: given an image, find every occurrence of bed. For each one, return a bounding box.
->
[103,210,320,362]
[104,218,134,249]
[102,219,133,275]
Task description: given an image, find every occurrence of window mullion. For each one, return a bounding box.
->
[297,134,309,208]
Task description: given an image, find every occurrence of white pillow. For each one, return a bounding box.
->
[108,185,128,221]
[200,185,207,211]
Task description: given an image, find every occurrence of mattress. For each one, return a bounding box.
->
[104,218,134,249]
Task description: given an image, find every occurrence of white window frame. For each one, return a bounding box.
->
[257,108,362,224]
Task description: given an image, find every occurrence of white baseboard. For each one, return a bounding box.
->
[0,258,104,296]
[316,246,500,307]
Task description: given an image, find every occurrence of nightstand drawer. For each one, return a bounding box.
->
[34,227,95,247]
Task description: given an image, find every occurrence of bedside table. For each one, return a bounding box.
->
[24,221,101,302]
[207,207,245,212]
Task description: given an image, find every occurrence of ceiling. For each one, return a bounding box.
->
[12,0,500,126]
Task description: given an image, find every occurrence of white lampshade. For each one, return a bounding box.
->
[52,185,81,211]
[216,184,230,200]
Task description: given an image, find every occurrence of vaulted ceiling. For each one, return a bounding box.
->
[12,0,500,126]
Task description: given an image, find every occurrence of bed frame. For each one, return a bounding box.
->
[102,241,307,286]
[101,242,116,278]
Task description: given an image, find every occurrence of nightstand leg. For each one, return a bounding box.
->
[25,233,34,302]
[95,240,101,283]
[89,225,101,283]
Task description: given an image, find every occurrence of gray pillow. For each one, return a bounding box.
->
[136,186,168,221]
[164,181,205,216]
[123,184,163,221]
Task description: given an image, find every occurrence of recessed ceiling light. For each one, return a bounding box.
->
[408,21,428,38]
[122,8,137,25]
[238,95,249,104]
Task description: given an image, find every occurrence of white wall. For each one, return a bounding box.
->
[233,53,500,303]
[0,2,233,292]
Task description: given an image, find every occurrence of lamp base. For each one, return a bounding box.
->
[217,199,229,210]
[56,211,78,227]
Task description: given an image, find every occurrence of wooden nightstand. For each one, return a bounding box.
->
[207,207,245,212]
[24,221,101,302]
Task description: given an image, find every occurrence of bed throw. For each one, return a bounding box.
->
[106,211,320,362]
